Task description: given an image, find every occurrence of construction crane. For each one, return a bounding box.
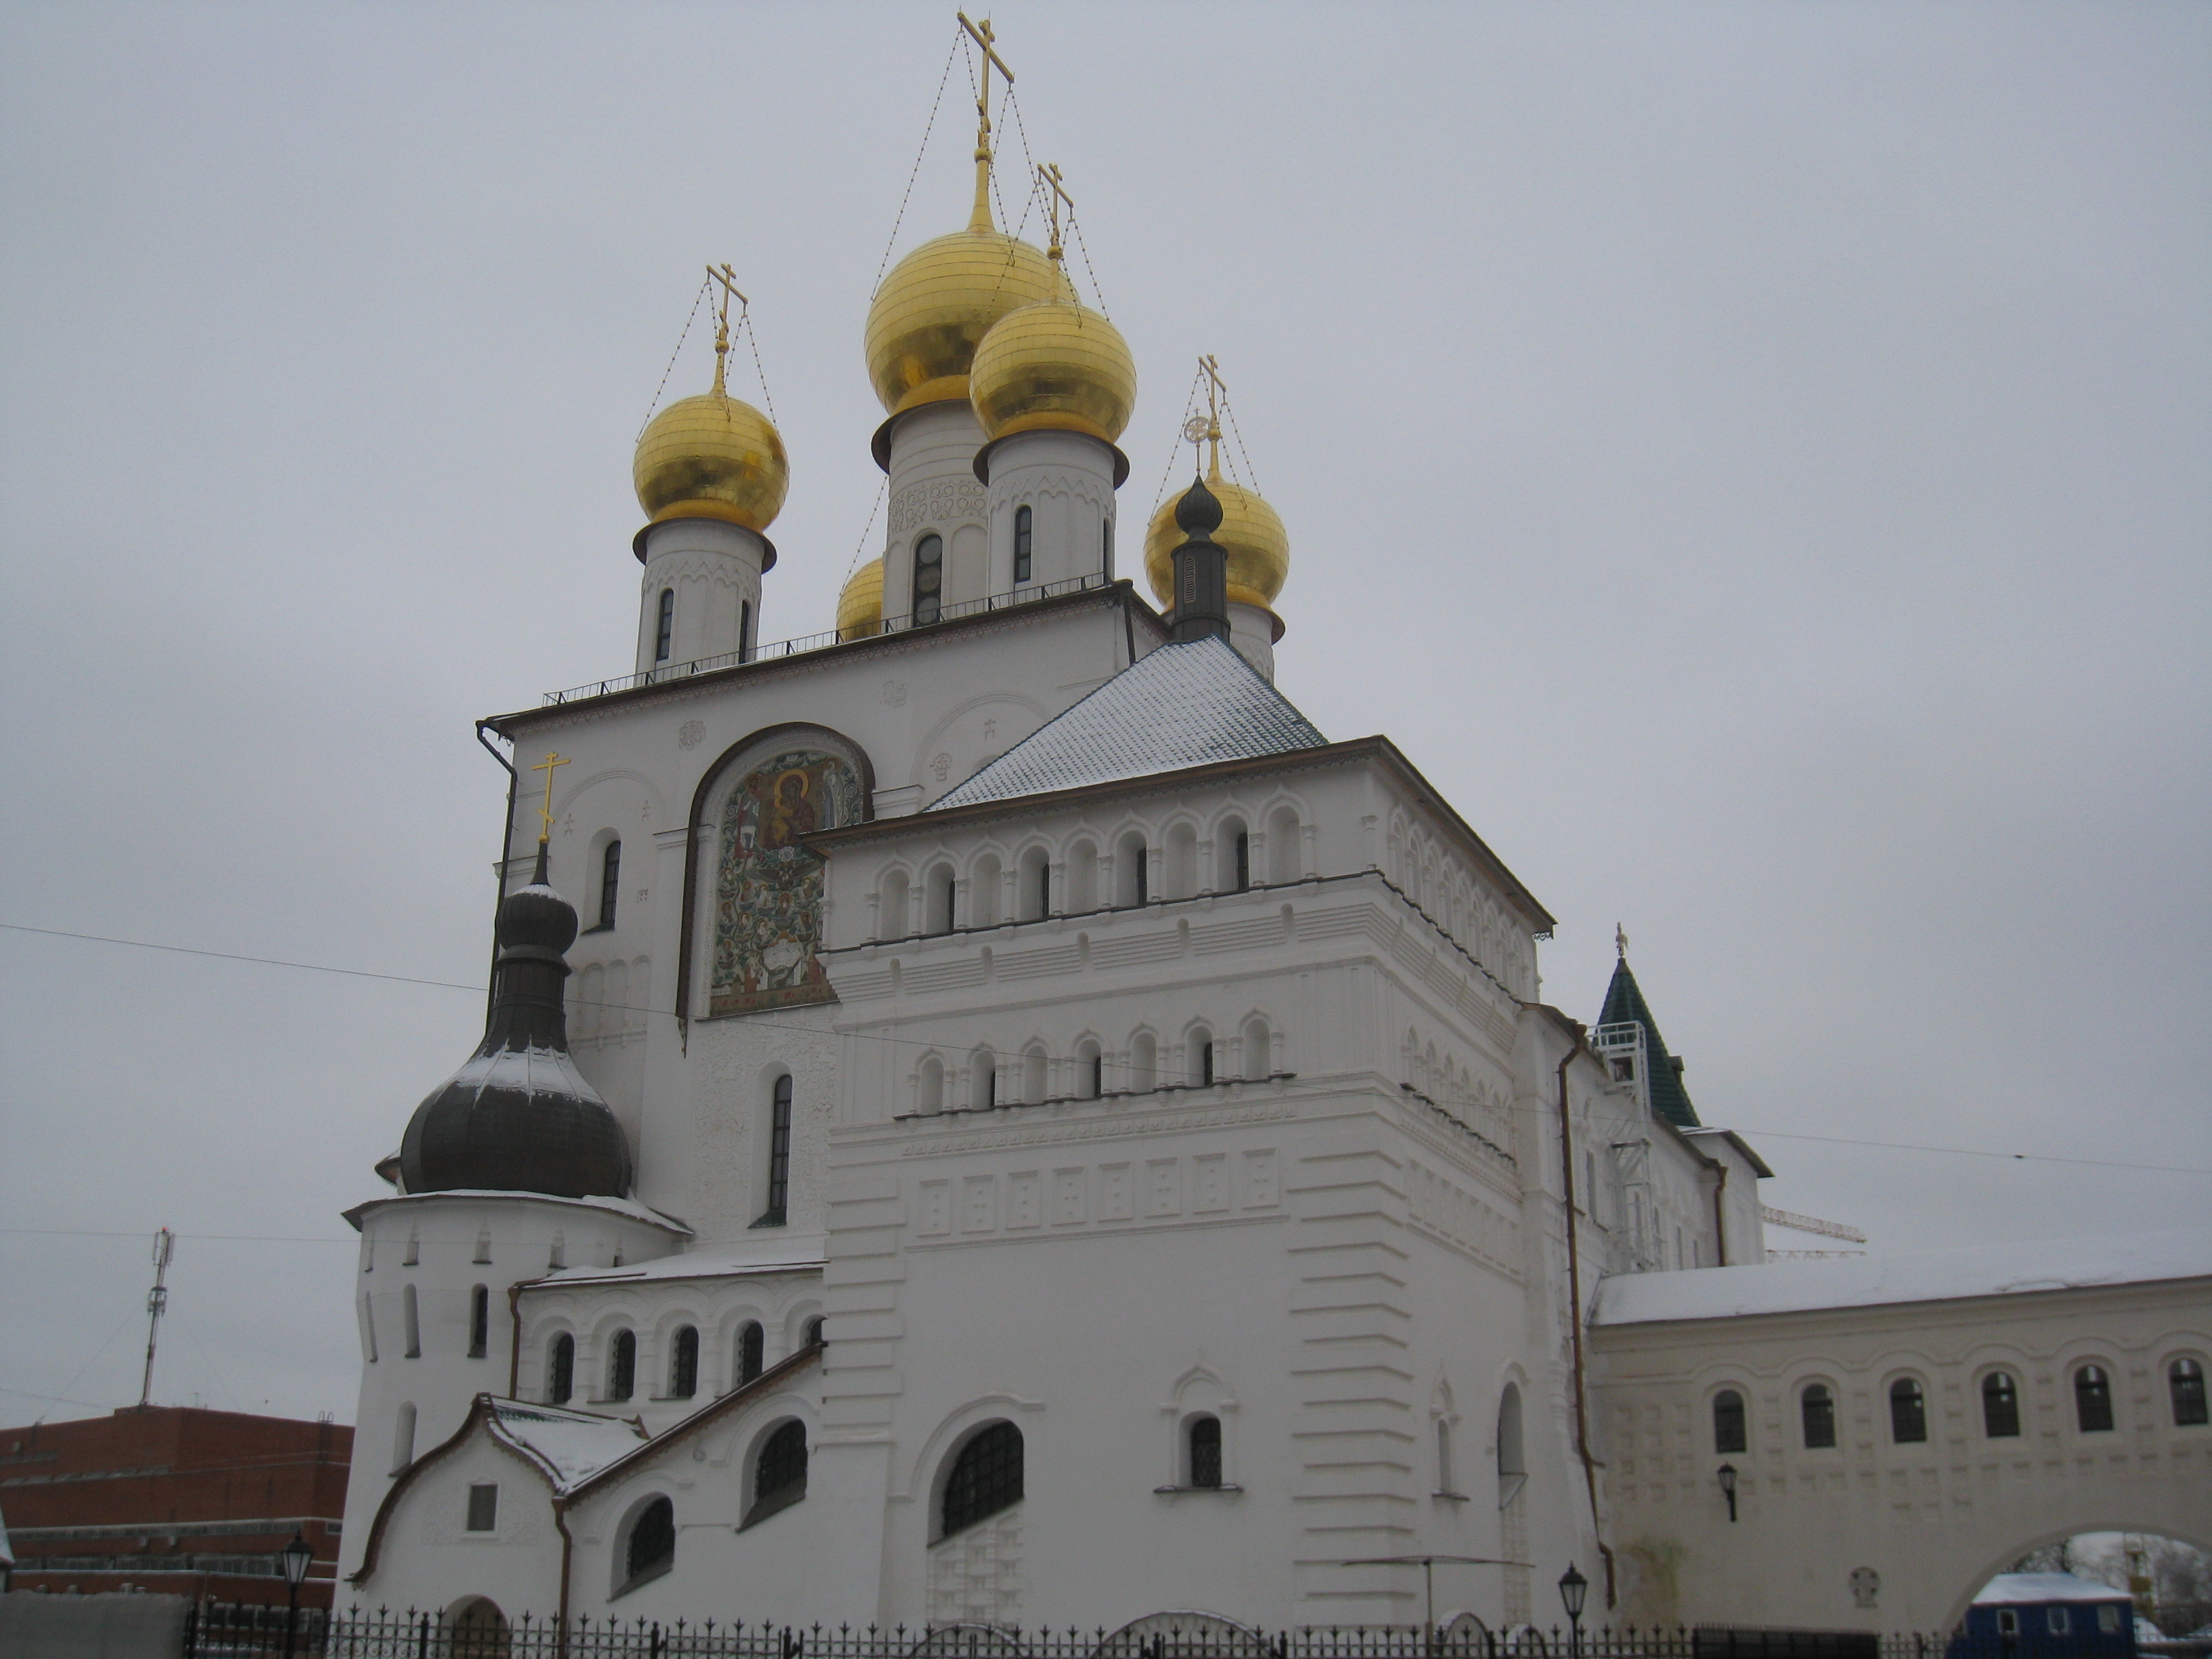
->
[1761,1206,1868,1245]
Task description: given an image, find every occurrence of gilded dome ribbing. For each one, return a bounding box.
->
[837,558,884,640]
[634,382,789,535]
[865,229,1071,416]
[969,298,1136,445]
[1146,466,1288,617]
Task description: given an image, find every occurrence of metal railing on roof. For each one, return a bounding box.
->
[541,573,1115,707]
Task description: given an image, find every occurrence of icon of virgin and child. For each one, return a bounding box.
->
[710,747,864,1017]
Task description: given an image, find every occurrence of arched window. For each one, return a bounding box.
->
[1021,1044,1048,1104]
[1242,1016,1271,1081]
[670,1326,699,1399]
[608,1330,636,1401]
[739,598,753,662]
[971,1048,997,1110]
[1076,1040,1102,1100]
[1233,828,1251,892]
[1801,1383,1837,1448]
[1982,1371,2021,1438]
[760,1075,793,1225]
[597,840,621,929]
[2171,1358,2209,1426]
[468,1285,490,1358]
[805,1315,826,1346]
[547,1334,575,1404]
[737,1321,765,1385]
[1434,1418,1454,1494]
[655,588,675,662]
[402,1283,421,1358]
[1117,831,1149,906]
[942,1421,1023,1537]
[390,1401,416,1473]
[1713,1389,1747,1454]
[623,1496,675,1589]
[1013,505,1033,584]
[1187,1415,1223,1488]
[878,869,909,940]
[1889,1378,1927,1444]
[2074,1364,2114,1433]
[745,1420,809,1528]
[918,1056,945,1115]
[1191,1028,1214,1087]
[1496,1384,1526,1504]
[913,533,944,625]
[926,863,956,933]
[1130,1033,1157,1092]
[1019,847,1050,920]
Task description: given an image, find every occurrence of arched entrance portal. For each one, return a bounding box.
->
[445,1595,511,1659]
[1951,1531,2212,1639]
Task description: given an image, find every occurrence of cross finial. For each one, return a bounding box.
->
[1038,162,1073,264]
[1616,922,1629,960]
[958,12,1015,231]
[1200,355,1227,478]
[529,752,571,848]
[705,264,746,396]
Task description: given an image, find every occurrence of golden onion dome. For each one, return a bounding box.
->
[1145,466,1289,621]
[864,227,1070,416]
[969,298,1136,445]
[634,380,789,535]
[836,557,884,640]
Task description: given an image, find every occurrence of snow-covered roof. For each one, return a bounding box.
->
[932,636,1327,809]
[537,1240,826,1287]
[1973,1575,2131,1607]
[485,1399,649,1495]
[1593,1228,2212,1326]
[343,1189,691,1235]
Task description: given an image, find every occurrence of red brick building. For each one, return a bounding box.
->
[0,1407,352,1608]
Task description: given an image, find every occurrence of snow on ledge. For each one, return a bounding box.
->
[343,1189,693,1235]
[535,1239,828,1287]
[1973,1574,2135,1607]
[1592,1227,2212,1326]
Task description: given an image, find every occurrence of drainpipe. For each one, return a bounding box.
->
[552,1496,575,1659]
[1711,1162,1729,1268]
[506,1279,537,1399]
[476,721,519,1029]
[1555,1023,1618,1610]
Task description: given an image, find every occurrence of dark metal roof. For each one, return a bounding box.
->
[1599,955,1700,1128]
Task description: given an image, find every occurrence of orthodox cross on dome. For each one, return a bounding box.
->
[529,751,570,847]
[958,12,1014,230]
[1181,354,1229,478]
[1038,161,1074,263]
[705,263,747,396]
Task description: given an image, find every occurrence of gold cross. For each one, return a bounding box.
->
[530,751,570,845]
[1038,162,1073,263]
[1200,354,1227,476]
[958,13,1013,228]
[705,264,746,394]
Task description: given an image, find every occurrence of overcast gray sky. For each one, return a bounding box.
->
[3,1,2206,1429]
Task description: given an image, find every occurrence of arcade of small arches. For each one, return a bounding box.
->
[907,1014,1285,1116]
[867,802,1313,943]
[529,1303,827,1410]
[1384,811,1538,994]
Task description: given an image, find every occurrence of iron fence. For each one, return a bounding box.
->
[181,1604,2171,1659]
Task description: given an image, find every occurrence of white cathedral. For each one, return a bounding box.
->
[335,30,2212,1644]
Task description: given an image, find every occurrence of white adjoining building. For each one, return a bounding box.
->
[333,52,2212,1643]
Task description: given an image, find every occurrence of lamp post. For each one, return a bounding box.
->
[277,1530,314,1659]
[1559,1563,1588,1659]
[1717,1462,1739,1523]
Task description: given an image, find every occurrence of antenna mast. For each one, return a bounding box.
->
[138,1228,174,1410]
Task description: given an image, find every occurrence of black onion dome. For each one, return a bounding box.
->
[398,861,634,1200]
[1174,474,1224,538]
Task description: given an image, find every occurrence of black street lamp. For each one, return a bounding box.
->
[1717,1462,1739,1523]
[277,1530,314,1659]
[1559,1562,1589,1657]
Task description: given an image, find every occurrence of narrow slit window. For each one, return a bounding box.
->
[1188,1415,1223,1488]
[468,1285,489,1359]
[913,533,944,625]
[402,1284,421,1359]
[739,598,753,661]
[655,588,675,663]
[1233,831,1250,892]
[598,840,621,929]
[1013,505,1033,583]
[737,1321,765,1385]
[670,1326,699,1399]
[390,1402,415,1473]
[760,1076,793,1225]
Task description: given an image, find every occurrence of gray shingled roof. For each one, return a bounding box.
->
[933,636,1328,810]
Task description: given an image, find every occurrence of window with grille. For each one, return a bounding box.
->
[466,1483,497,1532]
[1801,1383,1837,1448]
[1014,506,1033,583]
[758,1075,792,1225]
[655,589,674,662]
[609,1330,636,1401]
[623,1496,674,1587]
[1983,1372,2021,1438]
[2173,1358,2209,1426]
[1187,1416,1222,1488]
[941,1421,1023,1538]
[744,1420,808,1528]
[468,1286,489,1359]
[737,1322,764,1385]
[597,840,621,930]
[548,1334,574,1404]
[670,1326,698,1399]
[2075,1364,2114,1432]
[1713,1390,1747,1454]
[913,534,943,625]
[1889,1377,1927,1443]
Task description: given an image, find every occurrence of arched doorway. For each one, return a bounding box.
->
[1957,1532,2212,1642]
[445,1595,510,1659]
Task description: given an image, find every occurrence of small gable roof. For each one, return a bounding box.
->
[933,636,1326,809]
[1598,956,1699,1128]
